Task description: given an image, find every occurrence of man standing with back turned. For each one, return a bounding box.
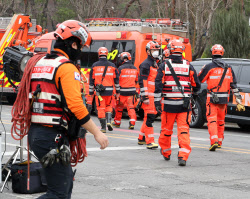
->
[155,39,200,166]
[198,44,244,151]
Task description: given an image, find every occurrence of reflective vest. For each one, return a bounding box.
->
[30,55,70,128]
[163,60,191,98]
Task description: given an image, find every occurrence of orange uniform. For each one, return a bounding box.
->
[155,55,200,162]
[113,60,138,127]
[138,55,158,145]
[198,58,238,147]
[89,57,119,118]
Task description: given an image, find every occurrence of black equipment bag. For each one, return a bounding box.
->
[11,162,47,194]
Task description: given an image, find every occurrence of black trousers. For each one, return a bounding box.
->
[28,124,73,199]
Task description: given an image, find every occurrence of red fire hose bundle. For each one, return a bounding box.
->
[11,52,87,167]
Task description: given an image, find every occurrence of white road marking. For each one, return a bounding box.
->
[87,145,179,152]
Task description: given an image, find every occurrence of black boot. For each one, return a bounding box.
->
[106,112,113,131]
[99,118,106,133]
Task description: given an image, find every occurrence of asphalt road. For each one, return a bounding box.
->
[0,104,250,199]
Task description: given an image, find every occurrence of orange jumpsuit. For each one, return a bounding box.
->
[155,55,200,161]
[138,56,158,144]
[89,57,119,119]
[113,61,138,126]
[198,59,237,146]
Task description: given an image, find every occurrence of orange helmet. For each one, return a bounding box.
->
[211,44,224,56]
[54,20,92,47]
[167,39,185,54]
[146,41,160,51]
[98,47,108,57]
[120,52,132,61]
[163,49,170,58]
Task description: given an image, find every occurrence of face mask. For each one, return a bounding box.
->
[69,48,81,61]
[151,51,159,58]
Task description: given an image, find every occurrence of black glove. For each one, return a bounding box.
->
[59,144,71,166]
[155,101,162,115]
[86,104,92,113]
[40,148,59,168]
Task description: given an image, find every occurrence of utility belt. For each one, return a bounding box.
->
[207,90,229,104]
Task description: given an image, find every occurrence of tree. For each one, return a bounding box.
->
[210,1,250,58]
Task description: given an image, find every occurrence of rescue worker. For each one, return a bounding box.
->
[162,49,170,61]
[154,39,201,166]
[89,47,120,133]
[138,41,160,149]
[28,20,109,198]
[198,44,244,151]
[112,52,139,129]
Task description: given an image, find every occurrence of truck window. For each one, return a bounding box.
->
[79,40,136,68]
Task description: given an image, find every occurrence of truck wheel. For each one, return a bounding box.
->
[190,100,205,128]
[237,123,250,131]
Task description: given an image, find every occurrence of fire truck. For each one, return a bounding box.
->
[33,18,192,117]
[0,14,44,103]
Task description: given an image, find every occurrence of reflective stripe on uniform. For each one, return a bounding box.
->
[32,92,61,101]
[148,81,155,85]
[164,81,190,85]
[148,134,154,138]
[163,93,190,97]
[139,132,145,136]
[31,115,67,128]
[210,76,220,79]
[218,138,223,141]
[121,75,137,78]
[163,148,171,152]
[106,73,114,76]
[130,119,136,122]
[140,87,148,91]
[155,97,161,101]
[179,148,190,153]
[120,88,136,91]
[211,135,218,139]
[140,92,149,96]
[162,100,184,105]
[154,93,161,97]
[105,87,114,91]
[207,94,229,97]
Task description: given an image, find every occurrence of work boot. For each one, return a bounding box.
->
[146,142,158,149]
[99,118,106,133]
[138,136,146,145]
[129,122,134,130]
[209,142,218,151]
[106,112,113,131]
[112,121,120,128]
[218,143,222,149]
[160,149,170,161]
[178,159,186,166]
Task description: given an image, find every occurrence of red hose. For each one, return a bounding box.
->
[11,52,87,166]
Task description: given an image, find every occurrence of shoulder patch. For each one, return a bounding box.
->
[74,72,80,81]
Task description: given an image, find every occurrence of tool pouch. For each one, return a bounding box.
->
[183,97,191,109]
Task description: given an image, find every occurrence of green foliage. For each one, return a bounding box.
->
[211,1,250,59]
[54,0,77,23]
